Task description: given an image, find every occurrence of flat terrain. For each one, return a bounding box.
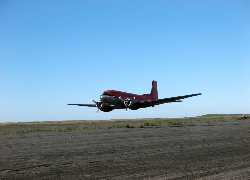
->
[0,115,250,179]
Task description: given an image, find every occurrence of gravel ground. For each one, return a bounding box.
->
[0,118,250,179]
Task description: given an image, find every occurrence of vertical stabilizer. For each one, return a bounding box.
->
[151,80,158,100]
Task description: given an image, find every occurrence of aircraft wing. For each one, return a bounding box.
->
[68,104,96,107]
[136,93,202,107]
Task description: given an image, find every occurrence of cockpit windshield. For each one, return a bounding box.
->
[102,92,112,96]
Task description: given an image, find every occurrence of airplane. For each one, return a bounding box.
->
[68,80,201,113]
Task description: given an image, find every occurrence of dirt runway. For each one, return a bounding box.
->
[0,117,250,179]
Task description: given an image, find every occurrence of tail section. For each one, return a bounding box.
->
[150,80,158,100]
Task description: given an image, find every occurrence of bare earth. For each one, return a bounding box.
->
[0,117,250,179]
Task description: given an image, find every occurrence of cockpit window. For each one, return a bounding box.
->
[102,92,112,96]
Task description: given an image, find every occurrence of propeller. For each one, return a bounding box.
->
[124,98,130,111]
[120,97,135,112]
[92,99,100,113]
[91,99,113,113]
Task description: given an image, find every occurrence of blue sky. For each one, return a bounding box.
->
[1,0,249,122]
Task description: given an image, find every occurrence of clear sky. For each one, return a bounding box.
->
[1,0,249,122]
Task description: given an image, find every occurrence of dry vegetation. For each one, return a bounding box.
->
[0,114,248,135]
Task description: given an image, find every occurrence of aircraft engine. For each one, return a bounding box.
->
[92,100,113,113]
[124,98,138,110]
[99,102,113,112]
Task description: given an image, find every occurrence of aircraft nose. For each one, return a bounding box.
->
[100,95,108,100]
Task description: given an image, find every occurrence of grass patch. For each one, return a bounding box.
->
[0,120,194,135]
[3,114,245,135]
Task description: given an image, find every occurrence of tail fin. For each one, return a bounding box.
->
[150,80,158,100]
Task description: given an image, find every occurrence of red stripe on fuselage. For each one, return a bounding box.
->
[104,90,152,101]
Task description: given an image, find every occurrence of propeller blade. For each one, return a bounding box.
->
[92,99,100,113]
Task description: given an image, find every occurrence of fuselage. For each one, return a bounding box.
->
[100,90,152,109]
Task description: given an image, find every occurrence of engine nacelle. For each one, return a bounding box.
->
[99,102,113,112]
[124,99,138,110]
